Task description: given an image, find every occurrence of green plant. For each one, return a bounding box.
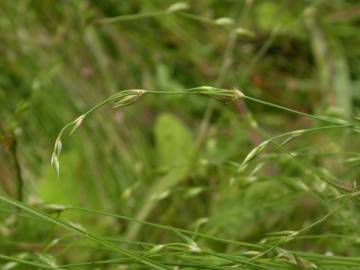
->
[1,1,360,269]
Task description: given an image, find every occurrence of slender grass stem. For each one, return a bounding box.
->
[243,95,347,124]
[95,11,166,24]
[9,134,24,203]
[0,195,170,270]
[51,85,359,179]
[0,254,66,270]
[68,206,262,249]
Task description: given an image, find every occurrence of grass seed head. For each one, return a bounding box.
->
[51,137,63,176]
[148,244,165,254]
[70,115,86,135]
[215,17,234,26]
[42,204,70,214]
[232,89,245,99]
[235,27,255,37]
[167,2,189,13]
[54,137,62,156]
[187,240,202,253]
[67,221,87,233]
[113,89,146,108]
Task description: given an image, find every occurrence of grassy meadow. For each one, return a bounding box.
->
[1,0,360,269]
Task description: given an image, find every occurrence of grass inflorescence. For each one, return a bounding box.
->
[1,1,360,270]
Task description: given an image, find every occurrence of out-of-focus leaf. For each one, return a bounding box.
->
[126,113,194,240]
[334,50,353,117]
[155,113,194,169]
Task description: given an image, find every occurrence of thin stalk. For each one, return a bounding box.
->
[0,195,170,270]
[0,254,65,270]
[247,199,348,264]
[68,205,263,249]
[243,95,348,125]
[9,134,24,203]
[52,86,359,179]
[95,11,166,24]
[178,12,216,24]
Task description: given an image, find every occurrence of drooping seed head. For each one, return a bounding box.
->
[51,137,63,176]
[54,137,62,156]
[70,114,86,135]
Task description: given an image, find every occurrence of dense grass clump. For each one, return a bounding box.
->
[1,1,360,269]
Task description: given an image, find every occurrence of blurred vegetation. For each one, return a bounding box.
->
[0,0,360,269]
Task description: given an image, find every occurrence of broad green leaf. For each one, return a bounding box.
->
[155,113,194,170]
[126,113,194,240]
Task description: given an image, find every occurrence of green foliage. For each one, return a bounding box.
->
[126,113,195,240]
[0,0,360,269]
[155,113,194,172]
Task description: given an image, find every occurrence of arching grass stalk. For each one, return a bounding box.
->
[236,123,359,192]
[245,200,350,267]
[0,195,170,270]
[243,95,351,125]
[51,86,243,175]
[68,205,262,249]
[0,202,262,250]
[94,2,189,24]
[95,10,167,24]
[51,86,359,176]
[93,2,254,37]
[51,89,146,175]
[1,197,358,269]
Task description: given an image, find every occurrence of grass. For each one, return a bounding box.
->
[1,0,360,269]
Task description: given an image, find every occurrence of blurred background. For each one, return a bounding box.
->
[0,0,360,268]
